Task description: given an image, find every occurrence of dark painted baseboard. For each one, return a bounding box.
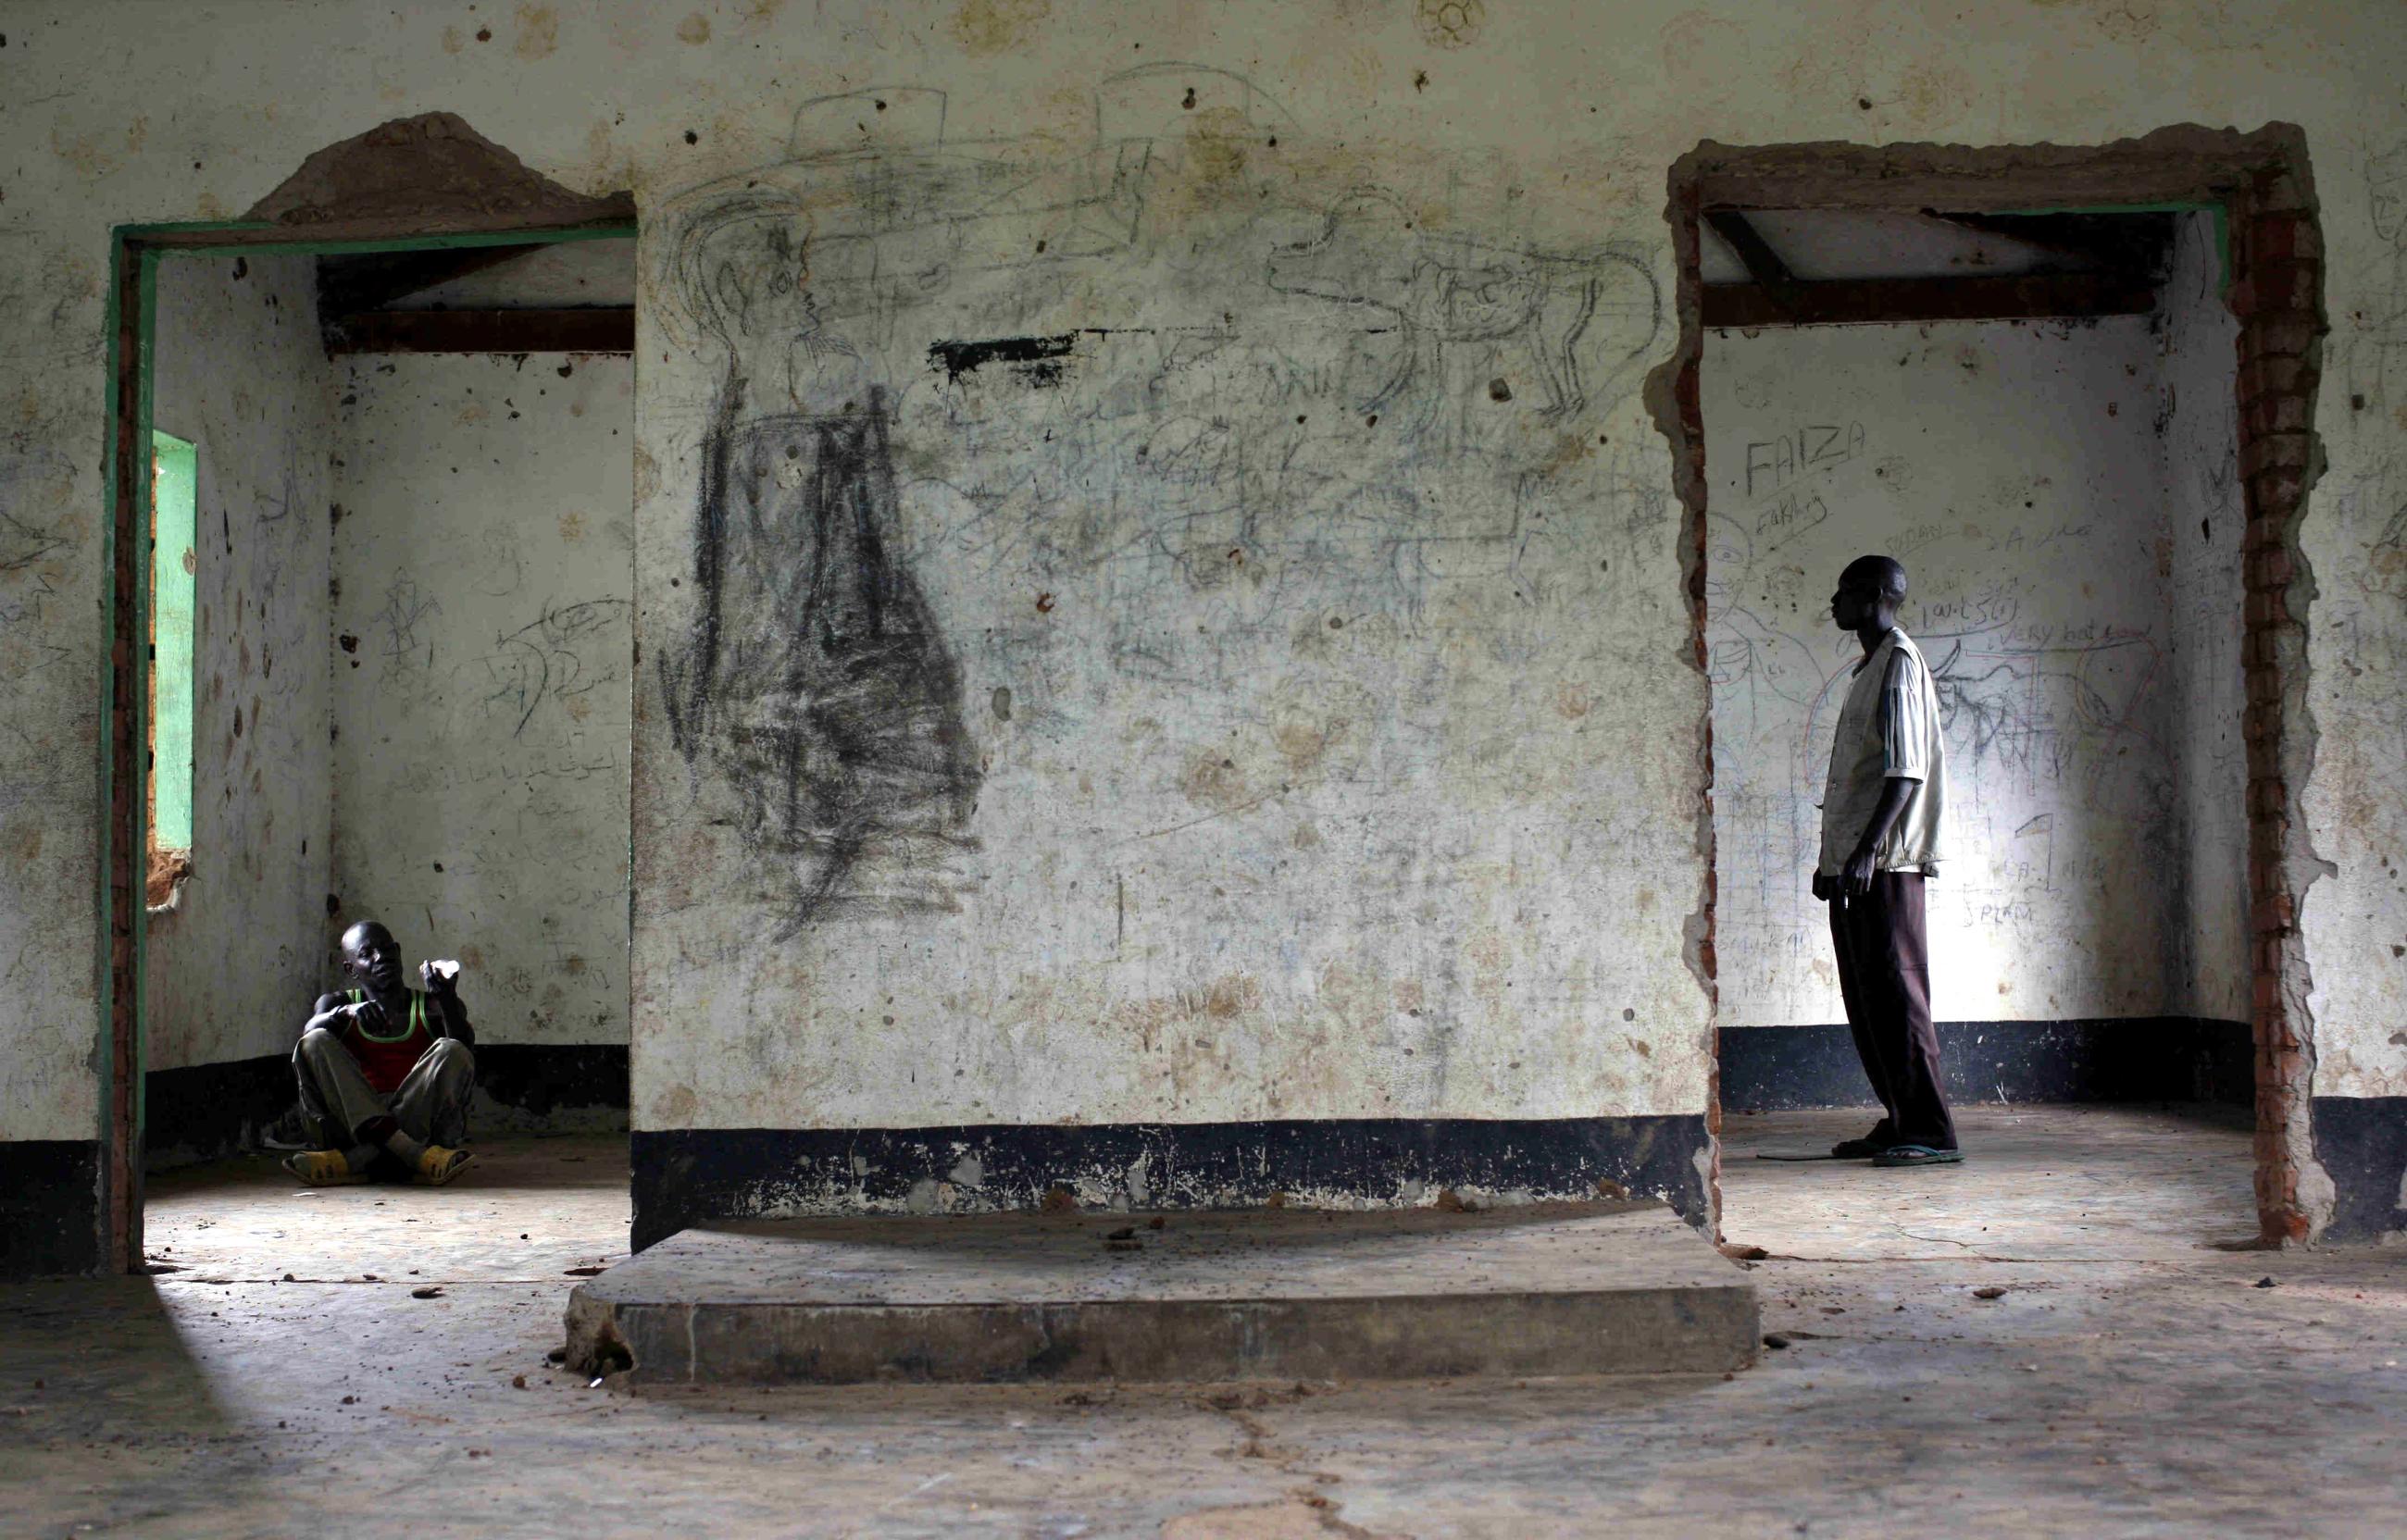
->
[2313,1097,2407,1243]
[0,1140,104,1278]
[473,1044,629,1121]
[630,1115,1711,1253]
[1720,1017,2254,1112]
[143,1043,630,1167]
[145,1056,295,1167]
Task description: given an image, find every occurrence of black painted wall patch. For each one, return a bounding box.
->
[630,1114,1711,1253]
[928,333,1078,383]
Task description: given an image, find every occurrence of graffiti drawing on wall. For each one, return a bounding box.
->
[0,457,76,751]
[655,96,996,928]
[2358,141,2407,407]
[2342,143,2407,602]
[472,596,630,738]
[369,574,441,672]
[1267,188,1659,422]
[1713,478,2175,820]
[1696,334,2256,1028]
[650,69,1667,930]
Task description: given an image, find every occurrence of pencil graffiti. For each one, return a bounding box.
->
[0,506,68,578]
[370,575,441,671]
[645,69,1670,936]
[1707,302,2248,1027]
[468,597,630,738]
[1266,188,1661,419]
[2351,141,2407,411]
[1742,422,1866,498]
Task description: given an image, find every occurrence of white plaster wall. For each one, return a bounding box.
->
[2306,138,2407,1100]
[630,109,1691,1129]
[1707,317,2192,1027]
[0,1,2402,1151]
[142,255,335,1073]
[330,354,633,1047]
[2160,213,2251,1024]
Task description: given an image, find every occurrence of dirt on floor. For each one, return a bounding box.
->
[4,1105,2404,1537]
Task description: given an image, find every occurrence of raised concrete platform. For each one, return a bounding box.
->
[563,1200,1758,1386]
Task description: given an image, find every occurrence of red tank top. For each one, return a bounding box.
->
[336,989,437,1095]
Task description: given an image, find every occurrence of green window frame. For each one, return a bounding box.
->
[149,429,196,860]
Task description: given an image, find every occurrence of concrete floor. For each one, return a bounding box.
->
[5,1104,2404,1537]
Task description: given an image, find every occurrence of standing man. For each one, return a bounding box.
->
[1813,555,1961,1168]
[283,919,479,1186]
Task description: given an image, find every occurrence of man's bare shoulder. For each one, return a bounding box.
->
[311,991,350,1015]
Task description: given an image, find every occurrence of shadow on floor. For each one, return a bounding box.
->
[0,1273,287,1531]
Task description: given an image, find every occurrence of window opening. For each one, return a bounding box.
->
[148,428,196,907]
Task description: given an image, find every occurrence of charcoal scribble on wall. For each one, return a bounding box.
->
[659,167,982,932]
[647,70,1669,950]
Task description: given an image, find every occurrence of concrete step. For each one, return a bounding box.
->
[564,1200,1759,1386]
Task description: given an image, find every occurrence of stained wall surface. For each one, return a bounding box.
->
[142,255,336,1074]
[330,353,634,1051]
[630,86,1692,1161]
[0,1,2403,1253]
[2306,140,2407,1103]
[2159,214,2251,1026]
[1705,305,2246,1031]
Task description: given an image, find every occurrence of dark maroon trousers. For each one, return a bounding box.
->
[1830,872,1959,1151]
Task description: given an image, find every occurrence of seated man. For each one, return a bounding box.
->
[283,919,479,1186]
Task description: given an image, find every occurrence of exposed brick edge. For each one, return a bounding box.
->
[1652,159,1721,1237]
[2230,164,2335,1244]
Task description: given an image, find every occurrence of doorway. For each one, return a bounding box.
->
[98,116,639,1272]
[1660,130,2327,1249]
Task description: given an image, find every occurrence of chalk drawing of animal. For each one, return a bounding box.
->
[1266,189,1660,418]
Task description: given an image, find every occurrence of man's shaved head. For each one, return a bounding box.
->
[341,919,394,953]
[339,920,402,993]
[1840,555,1909,603]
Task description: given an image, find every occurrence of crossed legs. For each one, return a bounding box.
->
[290,1029,478,1185]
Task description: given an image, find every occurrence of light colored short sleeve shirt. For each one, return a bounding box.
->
[1818,628,1946,877]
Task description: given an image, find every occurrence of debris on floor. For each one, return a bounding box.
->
[32,1117,2397,1535]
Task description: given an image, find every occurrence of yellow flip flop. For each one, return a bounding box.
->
[282,1149,369,1186]
[413,1146,479,1187]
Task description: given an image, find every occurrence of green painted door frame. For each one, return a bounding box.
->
[94,215,635,1271]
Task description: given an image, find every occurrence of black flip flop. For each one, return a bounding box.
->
[1872,1144,1964,1168]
